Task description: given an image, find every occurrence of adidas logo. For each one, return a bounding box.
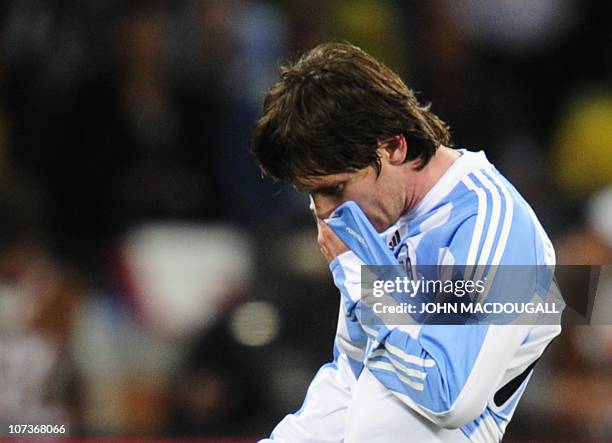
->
[388,230,401,250]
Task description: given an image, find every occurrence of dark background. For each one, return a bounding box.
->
[0,0,610,441]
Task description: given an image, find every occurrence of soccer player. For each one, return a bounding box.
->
[252,42,561,443]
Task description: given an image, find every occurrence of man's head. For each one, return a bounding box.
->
[252,41,451,230]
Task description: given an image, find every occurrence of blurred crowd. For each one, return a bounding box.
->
[0,0,610,441]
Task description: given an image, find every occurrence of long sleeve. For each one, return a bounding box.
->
[325,199,561,432]
[364,323,533,428]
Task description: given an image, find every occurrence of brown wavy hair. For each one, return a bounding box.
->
[252,41,451,184]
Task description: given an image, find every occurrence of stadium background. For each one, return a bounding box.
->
[0,0,610,441]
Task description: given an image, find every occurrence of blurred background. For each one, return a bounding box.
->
[0,0,611,441]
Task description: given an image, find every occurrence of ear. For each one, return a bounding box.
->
[382,135,408,165]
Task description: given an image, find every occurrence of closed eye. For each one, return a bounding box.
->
[316,182,346,197]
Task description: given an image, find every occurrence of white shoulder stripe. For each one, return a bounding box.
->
[477,170,515,303]
[473,170,503,269]
[487,171,514,266]
[461,176,487,273]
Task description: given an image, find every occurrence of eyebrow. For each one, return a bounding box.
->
[292,179,325,191]
[300,181,344,195]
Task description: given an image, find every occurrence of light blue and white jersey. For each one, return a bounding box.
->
[261,150,561,443]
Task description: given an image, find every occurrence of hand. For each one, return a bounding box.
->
[316,218,349,262]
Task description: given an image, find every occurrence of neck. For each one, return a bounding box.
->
[402,146,460,213]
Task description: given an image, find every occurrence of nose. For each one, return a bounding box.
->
[310,194,336,220]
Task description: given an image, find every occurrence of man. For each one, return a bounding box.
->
[252,42,561,442]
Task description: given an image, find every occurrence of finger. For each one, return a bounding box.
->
[319,244,333,262]
[316,219,335,262]
[317,218,349,257]
[319,219,342,246]
[316,218,326,247]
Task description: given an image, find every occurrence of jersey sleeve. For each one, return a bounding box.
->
[326,200,560,429]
